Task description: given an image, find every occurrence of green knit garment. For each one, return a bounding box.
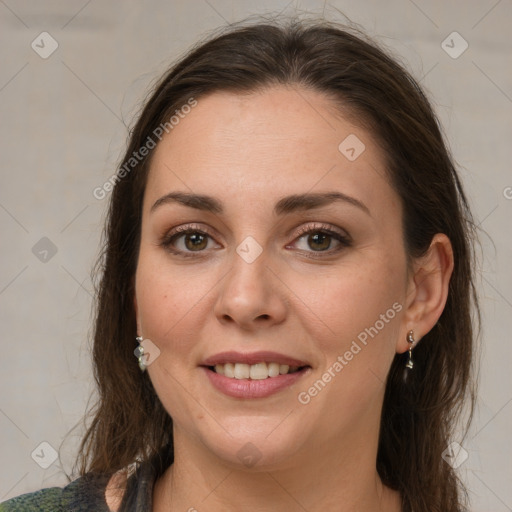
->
[0,453,159,512]
[0,474,110,512]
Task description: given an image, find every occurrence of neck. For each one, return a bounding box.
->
[152,426,401,512]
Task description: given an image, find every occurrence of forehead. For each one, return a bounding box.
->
[144,86,396,217]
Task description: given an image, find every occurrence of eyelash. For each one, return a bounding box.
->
[159,222,352,259]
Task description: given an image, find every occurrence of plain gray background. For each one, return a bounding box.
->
[0,1,511,510]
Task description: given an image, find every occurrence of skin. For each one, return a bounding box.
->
[107,85,453,511]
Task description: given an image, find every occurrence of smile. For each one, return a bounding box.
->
[200,351,312,398]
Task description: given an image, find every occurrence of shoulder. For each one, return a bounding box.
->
[0,457,161,512]
[0,473,111,512]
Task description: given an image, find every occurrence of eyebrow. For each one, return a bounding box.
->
[150,191,370,216]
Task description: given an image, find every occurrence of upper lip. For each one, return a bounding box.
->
[201,351,310,367]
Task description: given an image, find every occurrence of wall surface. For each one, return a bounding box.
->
[0,1,511,510]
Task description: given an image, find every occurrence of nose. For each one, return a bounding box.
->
[213,247,287,331]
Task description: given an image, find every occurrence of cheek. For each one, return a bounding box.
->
[292,256,404,433]
[135,251,214,341]
[135,255,211,425]
[291,252,405,353]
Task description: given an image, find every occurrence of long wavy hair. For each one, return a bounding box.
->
[75,17,480,512]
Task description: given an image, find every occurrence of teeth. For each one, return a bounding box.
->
[268,362,280,377]
[250,362,268,380]
[224,363,235,378]
[212,362,302,379]
[234,363,250,379]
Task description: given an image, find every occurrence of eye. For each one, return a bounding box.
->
[160,225,220,256]
[289,223,352,255]
[159,222,351,258]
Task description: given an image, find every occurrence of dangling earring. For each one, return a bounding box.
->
[405,330,415,370]
[134,336,147,372]
[402,330,415,383]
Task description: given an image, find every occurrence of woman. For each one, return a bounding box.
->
[0,17,479,512]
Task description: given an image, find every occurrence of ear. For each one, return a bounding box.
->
[397,233,454,353]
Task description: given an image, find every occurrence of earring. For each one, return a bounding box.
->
[134,336,147,372]
[405,330,415,370]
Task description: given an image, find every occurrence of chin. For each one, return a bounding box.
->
[192,417,309,471]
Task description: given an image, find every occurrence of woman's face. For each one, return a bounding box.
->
[135,86,411,469]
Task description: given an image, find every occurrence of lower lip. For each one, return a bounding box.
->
[202,366,310,399]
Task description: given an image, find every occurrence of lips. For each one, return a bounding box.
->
[200,351,311,398]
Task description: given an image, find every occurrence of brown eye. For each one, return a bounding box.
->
[183,232,208,251]
[306,232,332,251]
[288,224,352,257]
[161,227,220,256]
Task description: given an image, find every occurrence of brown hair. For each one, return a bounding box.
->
[75,18,480,512]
